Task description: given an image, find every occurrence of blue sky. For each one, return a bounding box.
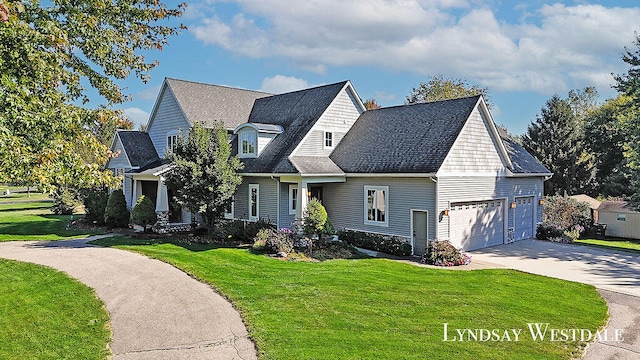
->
[108,0,640,135]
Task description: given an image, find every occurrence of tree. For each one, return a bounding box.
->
[614,34,640,201]
[164,122,243,229]
[131,195,157,230]
[303,199,327,240]
[104,189,129,228]
[363,98,381,110]
[521,95,595,195]
[406,74,492,107]
[0,0,185,193]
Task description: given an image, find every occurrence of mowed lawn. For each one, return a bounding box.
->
[576,238,640,254]
[92,236,608,360]
[0,192,95,241]
[0,258,111,360]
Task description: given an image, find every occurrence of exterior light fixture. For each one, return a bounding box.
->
[510,202,517,209]
[539,199,545,205]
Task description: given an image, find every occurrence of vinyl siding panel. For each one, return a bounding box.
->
[439,108,507,175]
[279,182,296,229]
[123,175,134,209]
[598,211,640,239]
[235,177,279,224]
[437,176,545,241]
[295,87,362,156]
[324,177,436,245]
[106,136,132,169]
[147,87,190,158]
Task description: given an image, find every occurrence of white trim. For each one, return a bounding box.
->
[224,197,234,220]
[238,130,258,158]
[476,96,513,170]
[248,184,259,221]
[346,173,437,178]
[288,184,298,215]
[364,185,389,227]
[410,209,430,255]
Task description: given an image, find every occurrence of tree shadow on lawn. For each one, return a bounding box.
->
[0,215,85,237]
[469,239,640,289]
[87,235,239,253]
[0,205,52,212]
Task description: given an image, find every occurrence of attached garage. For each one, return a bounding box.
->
[514,196,535,241]
[449,200,505,250]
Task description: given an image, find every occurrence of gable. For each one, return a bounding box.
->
[293,84,365,157]
[438,105,509,176]
[147,84,191,158]
[106,135,132,170]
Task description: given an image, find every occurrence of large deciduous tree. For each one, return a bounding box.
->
[522,95,595,196]
[0,0,185,193]
[406,74,492,107]
[164,122,243,229]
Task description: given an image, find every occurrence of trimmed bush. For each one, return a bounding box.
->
[322,217,335,235]
[81,187,109,224]
[252,228,294,254]
[304,199,327,238]
[422,240,471,266]
[51,187,79,215]
[338,229,412,256]
[212,219,274,243]
[104,189,129,228]
[131,195,157,228]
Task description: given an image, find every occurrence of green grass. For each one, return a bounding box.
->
[575,238,640,254]
[0,258,111,359]
[91,236,608,360]
[0,199,96,241]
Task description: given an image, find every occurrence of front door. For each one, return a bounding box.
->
[412,211,428,255]
[309,186,323,203]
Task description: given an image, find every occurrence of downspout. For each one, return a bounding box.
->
[271,176,280,229]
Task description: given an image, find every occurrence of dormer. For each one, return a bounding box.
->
[234,123,284,158]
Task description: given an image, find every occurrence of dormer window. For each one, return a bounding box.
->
[240,131,257,157]
[324,131,333,148]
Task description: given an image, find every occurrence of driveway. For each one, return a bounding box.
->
[0,236,256,360]
[470,239,640,359]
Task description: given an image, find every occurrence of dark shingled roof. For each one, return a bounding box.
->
[117,131,160,168]
[166,78,272,130]
[330,96,480,173]
[236,81,349,173]
[289,156,344,175]
[498,128,552,174]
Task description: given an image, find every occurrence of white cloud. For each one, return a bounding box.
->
[190,1,640,95]
[259,75,311,94]
[122,108,150,130]
[134,85,161,101]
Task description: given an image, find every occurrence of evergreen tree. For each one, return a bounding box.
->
[164,122,243,229]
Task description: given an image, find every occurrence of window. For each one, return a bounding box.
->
[115,168,124,177]
[240,131,257,157]
[224,197,234,220]
[249,184,259,221]
[617,214,627,222]
[364,186,389,226]
[167,134,178,153]
[324,131,333,148]
[289,185,298,215]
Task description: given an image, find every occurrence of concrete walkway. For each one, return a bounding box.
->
[0,236,256,360]
[469,240,640,360]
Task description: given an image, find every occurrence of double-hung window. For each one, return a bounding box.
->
[240,131,257,157]
[324,131,333,148]
[249,184,259,221]
[289,185,298,215]
[364,186,388,226]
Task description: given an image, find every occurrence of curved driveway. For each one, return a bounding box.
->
[470,239,640,359]
[0,236,256,360]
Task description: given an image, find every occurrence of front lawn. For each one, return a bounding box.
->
[575,238,640,254]
[0,258,111,359]
[0,199,96,241]
[92,236,608,360]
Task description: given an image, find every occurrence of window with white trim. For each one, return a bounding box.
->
[224,197,234,220]
[617,214,627,222]
[364,186,388,226]
[249,184,259,221]
[240,131,257,157]
[324,131,333,148]
[167,134,178,153]
[289,185,298,215]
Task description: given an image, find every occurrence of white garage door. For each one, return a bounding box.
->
[514,196,535,241]
[450,200,504,250]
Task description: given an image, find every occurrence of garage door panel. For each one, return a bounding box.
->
[514,197,534,241]
[450,200,504,251]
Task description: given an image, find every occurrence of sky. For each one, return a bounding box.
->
[106,0,640,135]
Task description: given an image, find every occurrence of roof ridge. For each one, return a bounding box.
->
[369,94,482,112]
[270,80,349,96]
[165,77,273,96]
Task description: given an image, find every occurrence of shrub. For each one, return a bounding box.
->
[81,187,109,224]
[51,187,79,215]
[322,217,335,235]
[304,199,327,238]
[131,195,157,228]
[212,219,274,243]
[542,195,591,230]
[104,189,129,228]
[422,240,471,266]
[338,229,412,256]
[252,228,293,254]
[536,223,563,240]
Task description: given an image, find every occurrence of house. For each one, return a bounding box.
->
[598,201,640,239]
[107,77,551,254]
[570,194,601,224]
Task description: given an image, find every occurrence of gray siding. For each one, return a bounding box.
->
[437,176,545,241]
[279,182,296,229]
[295,87,362,156]
[324,177,436,244]
[147,87,190,158]
[439,107,507,175]
[235,177,279,225]
[106,136,131,169]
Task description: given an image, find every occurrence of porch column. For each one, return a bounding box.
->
[296,180,309,219]
[131,178,140,208]
[155,176,170,229]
